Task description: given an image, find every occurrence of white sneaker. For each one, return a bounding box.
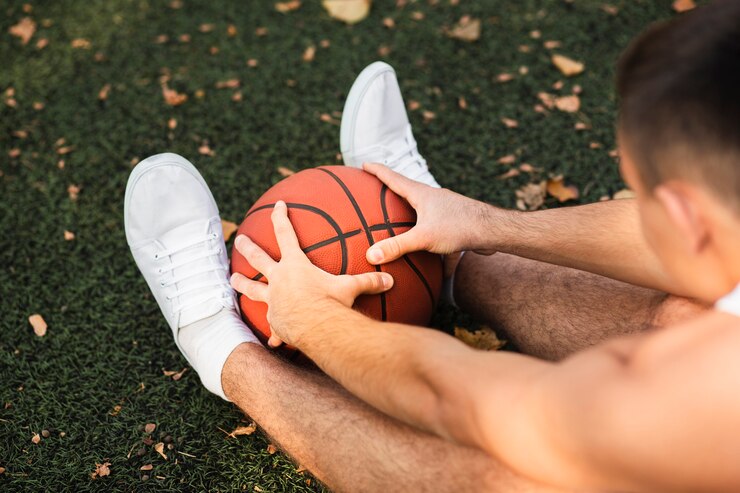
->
[340,61,440,188]
[124,153,259,400]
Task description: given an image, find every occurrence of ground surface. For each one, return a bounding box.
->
[2,0,683,491]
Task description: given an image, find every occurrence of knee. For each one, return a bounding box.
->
[650,295,711,328]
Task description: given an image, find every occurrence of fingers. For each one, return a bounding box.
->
[366,230,423,264]
[362,162,421,202]
[230,272,269,302]
[342,271,394,297]
[267,334,284,348]
[271,200,302,255]
[234,235,276,277]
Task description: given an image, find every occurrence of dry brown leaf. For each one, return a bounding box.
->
[543,40,561,50]
[275,1,301,13]
[162,369,177,377]
[232,422,257,436]
[144,423,156,434]
[515,182,547,210]
[31,433,41,444]
[168,118,177,130]
[91,462,111,479]
[519,163,537,173]
[29,314,47,337]
[215,79,240,89]
[554,95,580,113]
[154,442,167,460]
[519,66,529,75]
[221,220,238,241]
[98,84,111,101]
[613,189,636,200]
[178,34,191,43]
[322,0,371,24]
[109,404,122,416]
[601,4,619,15]
[198,144,214,156]
[552,54,584,76]
[266,444,278,454]
[458,97,468,110]
[537,92,556,109]
[498,168,520,180]
[497,154,516,165]
[302,45,316,62]
[36,38,49,49]
[589,142,603,149]
[9,17,36,45]
[496,73,514,83]
[0,467,5,475]
[172,367,188,381]
[410,11,425,21]
[140,464,153,471]
[57,146,75,155]
[199,23,215,33]
[64,230,75,241]
[161,84,187,106]
[407,100,420,111]
[33,101,44,110]
[501,118,519,128]
[12,130,28,139]
[382,17,395,28]
[529,30,542,39]
[255,27,268,36]
[546,176,579,202]
[574,122,589,131]
[277,166,295,177]
[454,326,505,351]
[231,91,243,102]
[8,149,21,158]
[246,58,259,68]
[422,110,436,122]
[447,16,481,42]
[71,38,91,49]
[227,24,237,37]
[672,0,696,12]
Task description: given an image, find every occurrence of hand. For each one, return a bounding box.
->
[362,163,498,265]
[229,201,394,347]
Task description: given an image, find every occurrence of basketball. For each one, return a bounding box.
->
[230,166,443,350]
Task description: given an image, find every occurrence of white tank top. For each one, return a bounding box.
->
[715,284,740,316]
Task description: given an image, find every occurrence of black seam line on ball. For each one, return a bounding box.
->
[245,202,350,275]
[379,185,435,308]
[318,167,387,321]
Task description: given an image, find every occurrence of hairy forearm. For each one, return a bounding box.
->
[476,199,679,295]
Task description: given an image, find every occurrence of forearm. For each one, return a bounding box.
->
[478,199,679,294]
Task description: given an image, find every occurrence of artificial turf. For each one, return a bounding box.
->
[2,0,685,491]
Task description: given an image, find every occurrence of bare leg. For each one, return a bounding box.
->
[455,252,710,360]
[223,343,567,493]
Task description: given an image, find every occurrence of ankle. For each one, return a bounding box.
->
[221,342,269,400]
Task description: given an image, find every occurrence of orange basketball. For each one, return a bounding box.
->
[230,166,443,353]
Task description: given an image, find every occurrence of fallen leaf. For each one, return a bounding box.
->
[589,142,603,149]
[33,101,44,110]
[71,38,91,49]
[515,182,547,210]
[277,166,295,177]
[319,39,330,48]
[231,91,243,102]
[543,40,562,49]
[0,467,5,474]
[672,0,696,12]
[422,110,436,122]
[407,100,420,111]
[246,58,259,67]
[144,423,156,434]
[255,27,268,36]
[529,30,541,39]
[458,97,468,110]
[172,367,188,381]
[198,143,215,156]
[613,189,636,200]
[574,122,589,131]
[29,314,47,337]
[447,16,481,42]
[410,11,425,20]
[322,0,371,24]
[546,176,579,202]
[227,24,237,37]
[215,79,240,89]
[9,17,36,45]
[519,163,537,173]
[498,168,520,180]
[57,146,75,155]
[496,73,514,83]
[36,38,48,49]
[377,44,391,56]
[8,149,21,158]
[382,17,395,28]
[554,95,580,113]
[179,34,191,43]
[302,45,316,62]
[601,4,619,15]
[232,422,257,436]
[537,92,556,109]
[518,44,532,53]
[221,220,238,241]
[91,462,111,479]
[501,118,519,128]
[275,1,301,13]
[162,369,178,377]
[518,66,529,75]
[109,404,122,416]
[608,149,620,159]
[5,98,17,108]
[140,464,153,471]
[552,54,584,76]
[12,130,28,139]
[454,326,505,351]
[98,84,111,101]
[194,89,205,99]
[154,442,167,460]
[167,118,177,130]
[64,230,75,241]
[266,444,277,454]
[198,23,215,33]
[497,154,516,165]
[31,433,41,444]
[161,84,187,106]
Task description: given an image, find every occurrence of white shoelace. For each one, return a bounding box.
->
[352,125,435,184]
[154,231,232,314]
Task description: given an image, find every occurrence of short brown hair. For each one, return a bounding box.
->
[617,0,740,211]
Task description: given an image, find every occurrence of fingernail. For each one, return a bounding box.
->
[382,274,393,289]
[275,200,286,208]
[368,247,383,263]
[235,235,246,248]
[230,272,239,285]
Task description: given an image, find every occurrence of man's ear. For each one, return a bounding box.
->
[654,182,710,254]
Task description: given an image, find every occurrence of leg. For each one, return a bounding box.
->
[223,343,568,493]
[455,253,710,360]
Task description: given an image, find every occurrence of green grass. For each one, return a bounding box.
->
[2,0,682,490]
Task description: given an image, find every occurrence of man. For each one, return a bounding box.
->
[125,1,740,491]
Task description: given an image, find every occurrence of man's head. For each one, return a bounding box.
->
[616,0,740,301]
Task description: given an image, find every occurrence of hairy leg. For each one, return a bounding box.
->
[455,252,710,360]
[223,343,567,493]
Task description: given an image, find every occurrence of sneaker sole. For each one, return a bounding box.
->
[339,61,396,166]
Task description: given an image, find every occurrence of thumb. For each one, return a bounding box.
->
[344,271,394,297]
[366,230,423,264]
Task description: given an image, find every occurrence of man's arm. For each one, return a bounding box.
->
[297,303,740,492]
[363,164,683,296]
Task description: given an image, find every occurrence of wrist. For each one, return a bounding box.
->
[467,201,518,253]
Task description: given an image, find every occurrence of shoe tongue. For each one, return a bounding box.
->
[160,219,231,327]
